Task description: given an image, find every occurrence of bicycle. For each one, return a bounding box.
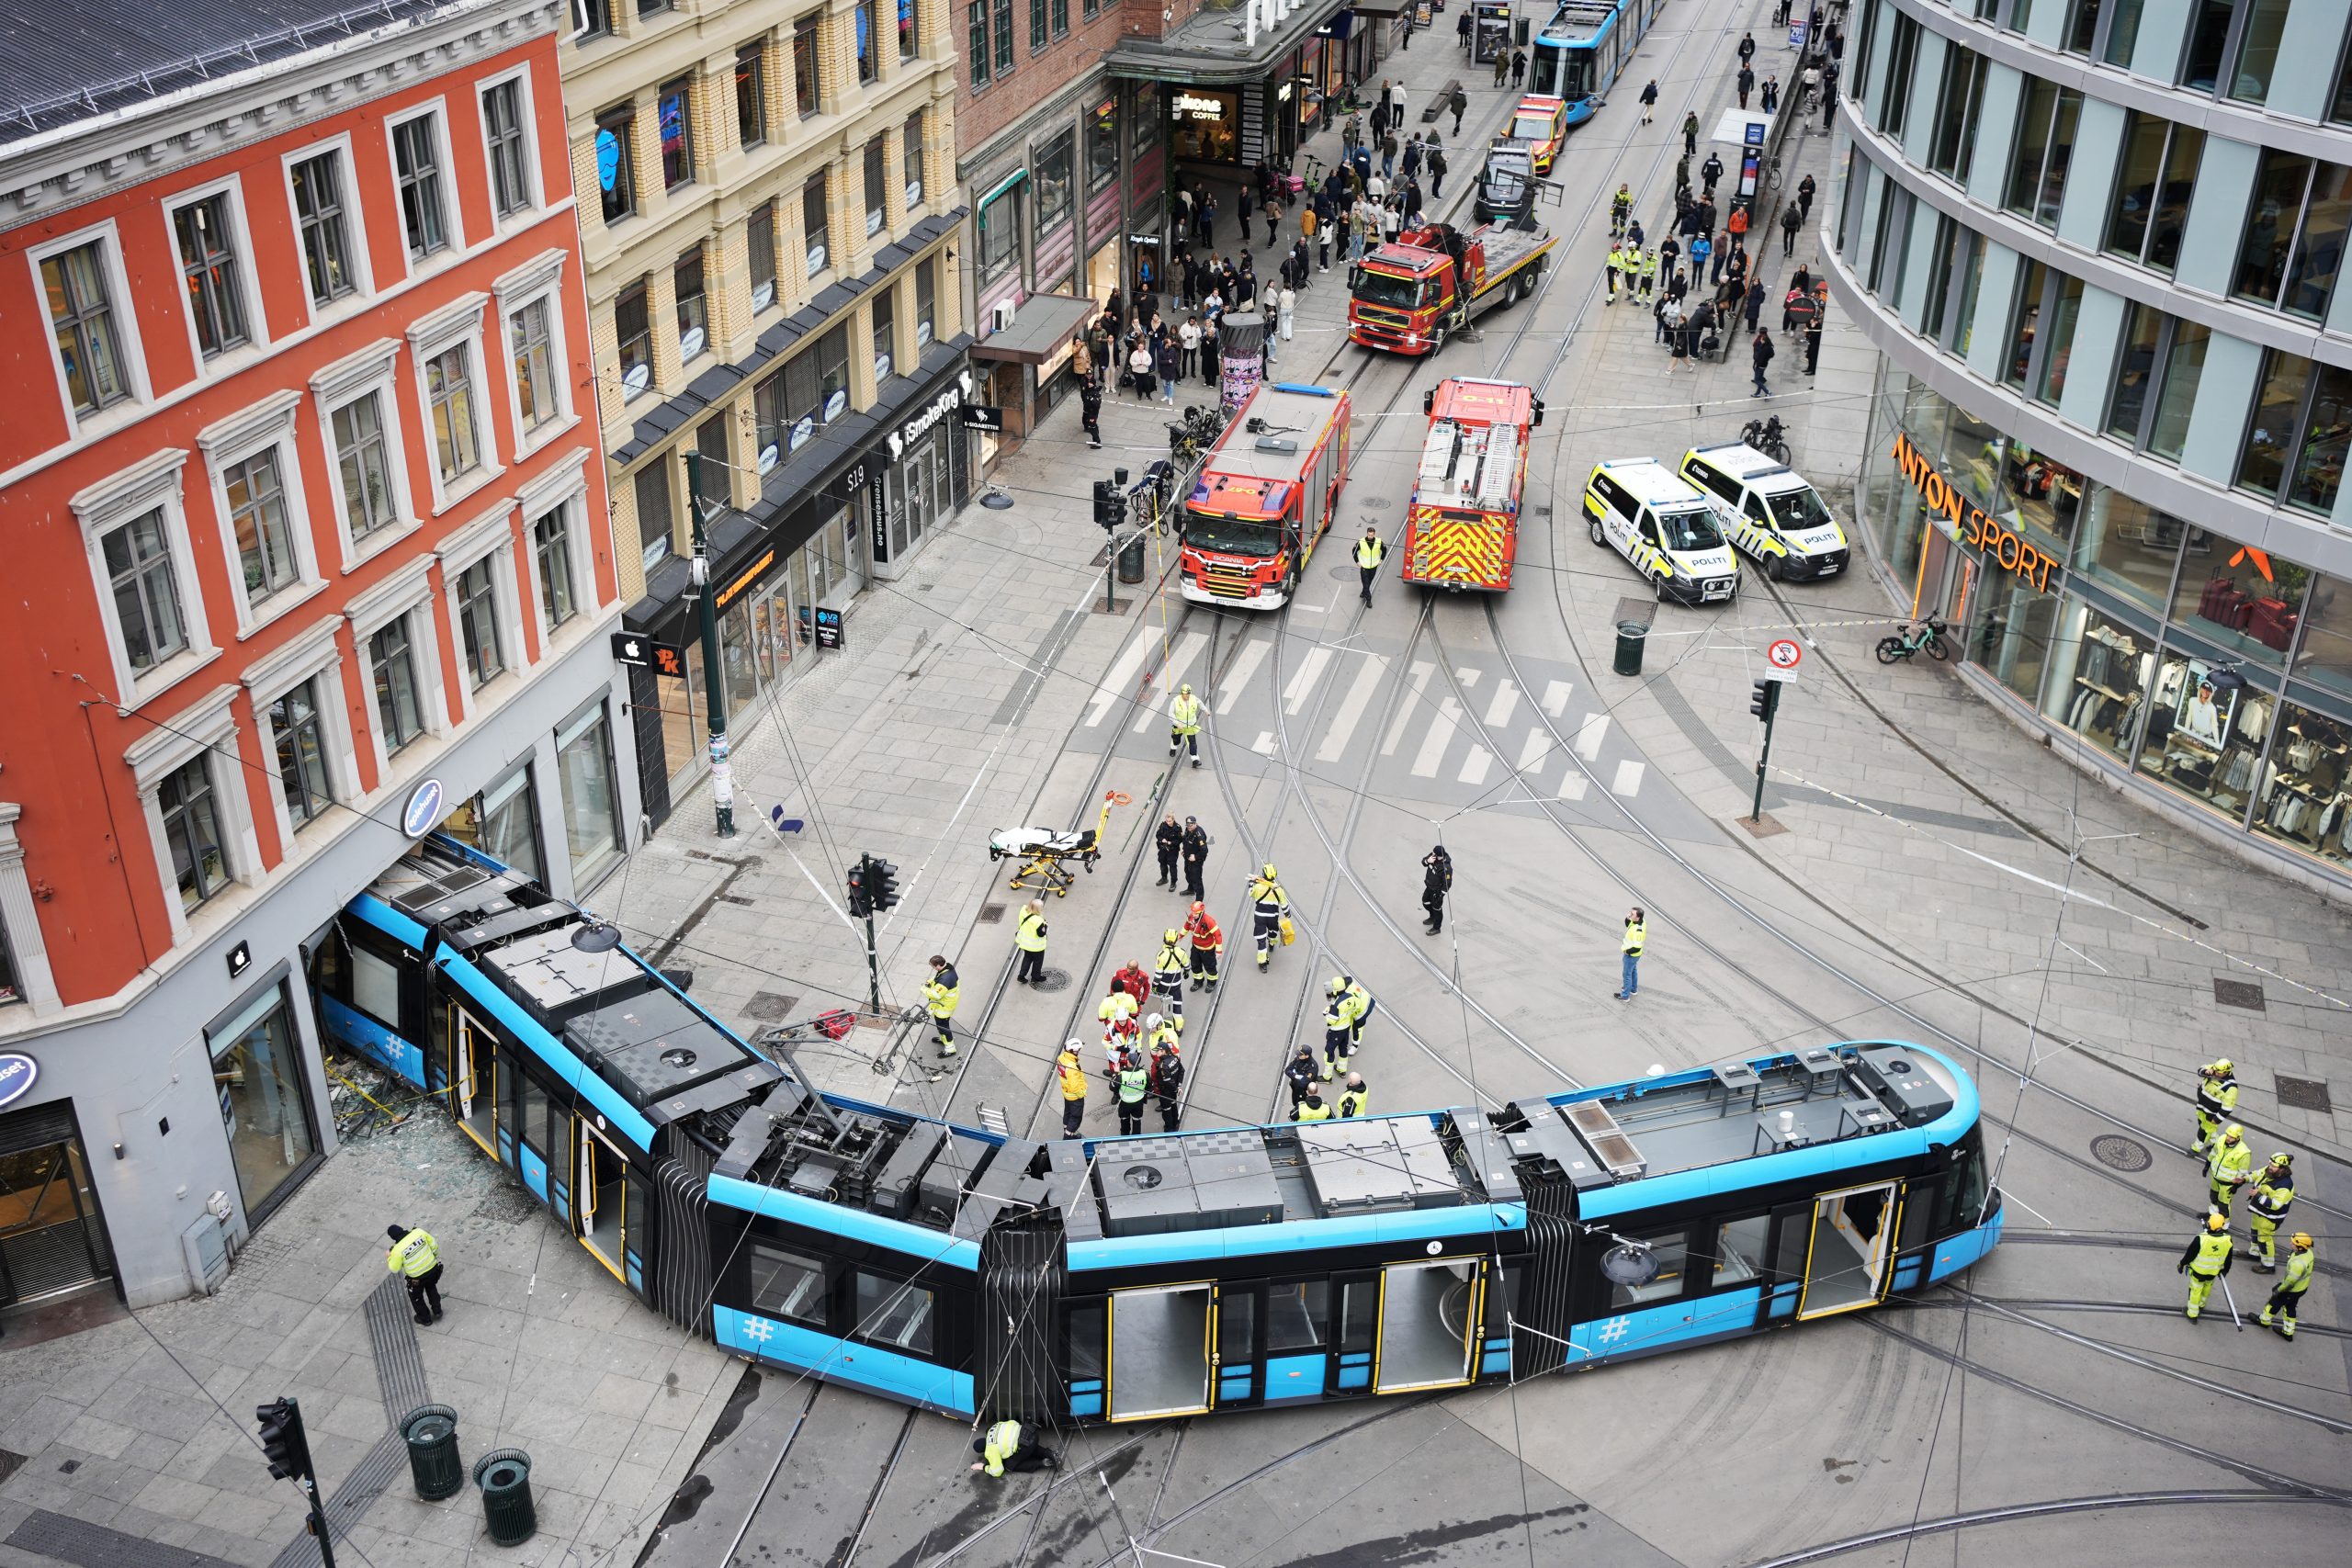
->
[1742,414,1791,464]
[1875,617,1951,664]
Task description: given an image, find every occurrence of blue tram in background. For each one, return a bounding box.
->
[320,840,2003,1426]
[1527,0,1668,125]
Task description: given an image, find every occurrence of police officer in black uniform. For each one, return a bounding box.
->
[1420,844,1453,933]
[1181,817,1210,899]
[1154,814,1183,888]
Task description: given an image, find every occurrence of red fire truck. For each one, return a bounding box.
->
[1347,221,1555,355]
[1178,382,1353,608]
[1400,378,1542,592]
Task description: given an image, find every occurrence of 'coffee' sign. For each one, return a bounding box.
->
[1888,431,2058,593]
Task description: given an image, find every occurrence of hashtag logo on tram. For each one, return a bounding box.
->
[740,1316,775,1345]
[1598,1316,1632,1345]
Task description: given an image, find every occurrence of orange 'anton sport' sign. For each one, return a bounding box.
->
[1888,430,2057,592]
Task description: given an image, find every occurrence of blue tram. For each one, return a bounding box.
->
[1527,0,1668,123]
[320,840,2002,1427]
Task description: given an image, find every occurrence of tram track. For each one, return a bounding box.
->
[1737,1489,2351,1568]
[1896,1292,2348,1340]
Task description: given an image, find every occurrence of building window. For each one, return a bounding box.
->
[748,200,778,310]
[269,678,334,828]
[992,0,1012,73]
[2105,115,2200,275]
[635,463,673,569]
[616,279,651,397]
[209,984,320,1222]
[795,14,821,114]
[2059,0,2099,54]
[508,297,560,435]
[2003,258,2048,391]
[333,392,401,541]
[370,618,424,752]
[224,448,300,605]
[1925,47,1984,186]
[978,191,1018,280]
[865,138,888,236]
[2106,302,2162,443]
[597,107,636,226]
[2107,309,2209,461]
[572,0,610,38]
[159,757,228,912]
[737,41,769,150]
[1051,0,1068,38]
[2334,41,2352,125]
[103,510,188,673]
[2145,321,2208,462]
[2226,0,2293,106]
[904,113,926,206]
[2100,0,2143,65]
[1085,97,1119,196]
[392,112,450,260]
[2239,350,2352,516]
[424,344,481,482]
[968,0,989,85]
[804,176,831,276]
[482,80,534,218]
[859,0,880,82]
[290,151,357,305]
[659,76,696,191]
[900,0,918,57]
[457,556,505,687]
[2032,274,2085,407]
[693,417,730,514]
[1036,131,1074,235]
[450,761,541,882]
[775,325,852,446]
[1919,215,1967,348]
[173,194,250,359]
[2004,79,2083,230]
[2233,151,2352,321]
[873,284,896,380]
[534,507,577,628]
[915,254,936,345]
[41,239,131,416]
[1028,0,1046,54]
[556,703,621,880]
[674,245,708,359]
[2181,0,2234,92]
[1877,14,1921,139]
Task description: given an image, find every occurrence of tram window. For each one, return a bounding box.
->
[1947,1137,1988,1231]
[1769,1201,1813,1281]
[1219,1290,1257,1362]
[747,1243,831,1327]
[1482,1266,1517,1337]
[1067,1301,1106,1379]
[1897,1181,1938,1257]
[1265,1280,1328,1352]
[350,942,403,1029]
[1713,1215,1770,1288]
[516,1070,552,1156]
[1610,1229,1690,1308]
[1336,1279,1377,1354]
[854,1269,935,1355]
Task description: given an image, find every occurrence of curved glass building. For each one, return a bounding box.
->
[1829,0,2352,895]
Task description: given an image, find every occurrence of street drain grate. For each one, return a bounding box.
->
[2212,977,2266,1011]
[2276,1076,2335,1114]
[1033,968,1071,993]
[741,990,799,1022]
[2090,1134,2154,1172]
[978,903,1007,923]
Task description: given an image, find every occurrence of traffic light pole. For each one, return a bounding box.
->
[685,450,735,839]
[863,903,883,1015]
[1750,681,1782,826]
[259,1397,334,1567]
[300,1475,337,1568]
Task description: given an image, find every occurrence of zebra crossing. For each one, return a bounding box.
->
[1072,624,1681,818]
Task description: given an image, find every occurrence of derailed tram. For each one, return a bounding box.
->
[320,839,2003,1427]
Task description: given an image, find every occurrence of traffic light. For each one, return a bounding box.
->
[845,861,872,919]
[255,1398,311,1482]
[1092,479,1123,532]
[1748,677,1781,724]
[868,856,901,911]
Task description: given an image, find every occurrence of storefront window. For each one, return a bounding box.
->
[1170,88,1238,163]
[2041,600,2157,761]
[1035,132,1075,237]
[1940,400,2007,514]
[1969,572,2058,705]
[556,702,621,882]
[978,190,1020,280]
[2253,699,2352,867]
[2294,572,2352,700]
[2172,528,2308,666]
[1996,446,2082,557]
[443,761,542,882]
[722,600,762,715]
[1129,83,1159,159]
[2070,486,2182,615]
[2135,648,2275,825]
[1085,97,1118,195]
[209,981,319,1220]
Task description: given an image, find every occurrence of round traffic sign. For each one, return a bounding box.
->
[1767,638,1804,671]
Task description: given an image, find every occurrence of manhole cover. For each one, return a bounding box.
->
[741,990,799,1022]
[2090,1134,2154,1172]
[2213,976,2266,1011]
[1034,967,1071,992]
[1363,497,1393,509]
[2277,1075,2335,1114]
[978,904,1007,924]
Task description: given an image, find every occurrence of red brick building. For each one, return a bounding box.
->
[0,0,638,1311]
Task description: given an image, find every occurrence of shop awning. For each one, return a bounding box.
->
[1349,0,1410,15]
[1106,0,1357,85]
[970,293,1099,364]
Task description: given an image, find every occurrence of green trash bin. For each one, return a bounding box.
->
[1612,621,1647,676]
[401,1404,463,1501]
[473,1448,537,1546]
[1117,529,1148,584]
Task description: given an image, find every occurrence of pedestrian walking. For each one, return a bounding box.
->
[924,955,960,1056]
[1683,110,1699,157]
[1610,182,1633,238]
[1168,680,1202,765]
[1200,191,1218,247]
[1381,131,1398,181]
[1148,1027,1185,1132]
[1639,79,1657,122]
[1750,327,1776,396]
[1402,133,1423,181]
[1278,284,1296,341]
[1389,78,1407,122]
[1079,376,1102,448]
[2260,1233,2314,1338]
[1510,47,1527,86]
[1313,201,1332,269]
[1737,66,1754,109]
[1184,900,1223,989]
[1702,152,1724,197]
[1182,817,1209,899]
[1802,61,1823,113]
[1615,908,1645,998]
[1737,29,1756,67]
[1821,63,1838,130]
[1014,899,1048,983]
[1797,173,1817,221]
[1420,844,1453,933]
[387,1224,444,1325]
[1429,142,1448,200]
[1457,8,1472,52]
[1286,1044,1319,1110]
[2207,1124,2254,1216]
[1780,200,1802,255]
[1739,276,1762,334]
[2177,1212,2233,1322]
[2245,1152,2295,1271]
[1247,863,1291,971]
[1370,96,1390,142]
[1804,313,1823,374]
[1056,1043,1087,1135]
[1263,196,1283,248]
[973,1419,1059,1476]
[1354,525,1386,604]
[1337,1073,1371,1119]
[1114,1047,1150,1134]
[1450,84,1468,135]
[1494,44,1510,87]
[1761,74,1780,113]
[2192,1058,2239,1153]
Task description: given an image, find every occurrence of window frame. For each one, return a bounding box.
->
[736,39,771,152]
[197,390,325,637]
[674,243,710,360]
[311,341,418,570]
[164,179,263,367]
[31,220,148,434]
[2103,113,2199,276]
[242,618,361,857]
[1925,46,1986,186]
[859,0,882,82]
[1877,13,1922,140]
[804,175,833,277]
[494,249,575,461]
[2234,346,2348,516]
[386,100,461,266]
[864,137,889,237]
[748,200,779,311]
[968,0,989,86]
[2004,78,2085,231]
[121,686,254,940]
[346,556,447,775]
[282,136,372,315]
[478,67,545,225]
[72,447,214,708]
[993,0,1013,75]
[2222,0,2293,107]
[272,685,334,831]
[633,459,675,571]
[657,73,698,193]
[406,293,501,513]
[904,112,927,208]
[595,104,639,227]
[2233,150,2352,321]
[794,13,823,116]
[615,276,654,401]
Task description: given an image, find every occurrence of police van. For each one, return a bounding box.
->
[1678,444,1850,581]
[1582,458,1741,604]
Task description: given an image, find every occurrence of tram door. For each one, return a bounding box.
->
[1374,1257,1484,1393]
[1106,1282,1216,1420]
[447,1005,498,1158]
[574,1119,649,1289]
[1796,1182,1900,1320]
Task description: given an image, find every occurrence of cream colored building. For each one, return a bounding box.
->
[565,0,967,819]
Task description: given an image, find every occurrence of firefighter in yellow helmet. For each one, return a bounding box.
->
[1247,863,1290,972]
[2244,1152,2294,1271]
[2206,1123,2253,1216]
[2260,1233,2314,1339]
[1169,682,1203,766]
[2177,1211,2233,1321]
[1151,927,1189,1021]
[2191,1058,2237,1154]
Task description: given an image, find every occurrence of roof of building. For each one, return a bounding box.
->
[0,0,465,141]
